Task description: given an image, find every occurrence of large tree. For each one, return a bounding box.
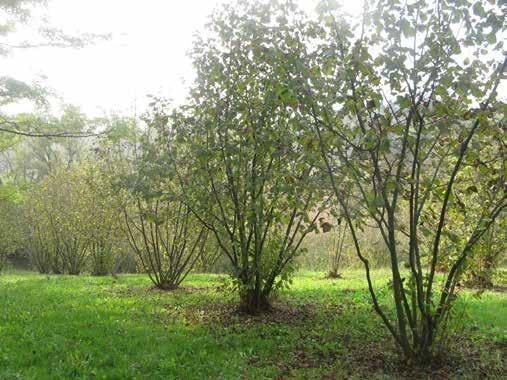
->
[296,0,506,363]
[174,0,329,314]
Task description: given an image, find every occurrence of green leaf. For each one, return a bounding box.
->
[367,193,385,209]
[447,231,460,244]
[400,19,414,37]
[434,102,448,116]
[323,65,334,76]
[379,137,391,153]
[396,95,411,109]
[421,227,432,237]
[385,179,397,192]
[473,2,486,17]
[487,33,497,45]
[277,87,294,104]
[323,15,335,26]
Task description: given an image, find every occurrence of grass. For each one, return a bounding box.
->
[0,270,505,379]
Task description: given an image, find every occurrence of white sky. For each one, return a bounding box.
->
[2,0,362,117]
[2,0,503,118]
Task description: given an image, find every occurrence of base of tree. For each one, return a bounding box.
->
[325,271,344,279]
[238,290,271,315]
[462,276,494,289]
[155,282,179,291]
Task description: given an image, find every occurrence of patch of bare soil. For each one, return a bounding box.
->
[280,334,506,379]
[106,284,218,297]
[323,271,345,280]
[148,284,214,293]
[165,299,320,326]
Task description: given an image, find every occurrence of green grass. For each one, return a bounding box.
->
[0,270,505,379]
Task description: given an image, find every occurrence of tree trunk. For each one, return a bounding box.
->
[0,255,5,273]
[326,270,343,279]
[239,289,271,314]
[91,255,110,276]
[157,281,179,291]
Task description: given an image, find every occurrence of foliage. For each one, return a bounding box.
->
[327,219,349,278]
[24,162,125,275]
[0,0,107,137]
[83,162,127,275]
[437,110,506,288]
[175,0,330,313]
[299,0,506,363]
[124,197,208,290]
[0,199,23,272]
[116,106,211,289]
[462,222,506,289]
[26,166,89,274]
[7,106,93,180]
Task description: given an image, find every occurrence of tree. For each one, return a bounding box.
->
[438,110,506,289]
[297,0,506,363]
[80,162,126,276]
[124,197,208,290]
[5,106,94,184]
[5,109,120,274]
[24,160,128,275]
[0,0,106,137]
[117,108,210,290]
[326,217,348,279]
[24,165,86,274]
[0,187,24,272]
[0,0,48,129]
[175,0,329,313]
[24,219,53,274]
[463,222,506,289]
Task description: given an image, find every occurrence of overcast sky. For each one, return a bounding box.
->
[2,0,362,117]
[2,0,504,118]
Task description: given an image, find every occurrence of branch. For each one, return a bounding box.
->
[0,119,103,138]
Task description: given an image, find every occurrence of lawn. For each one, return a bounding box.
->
[0,270,505,379]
